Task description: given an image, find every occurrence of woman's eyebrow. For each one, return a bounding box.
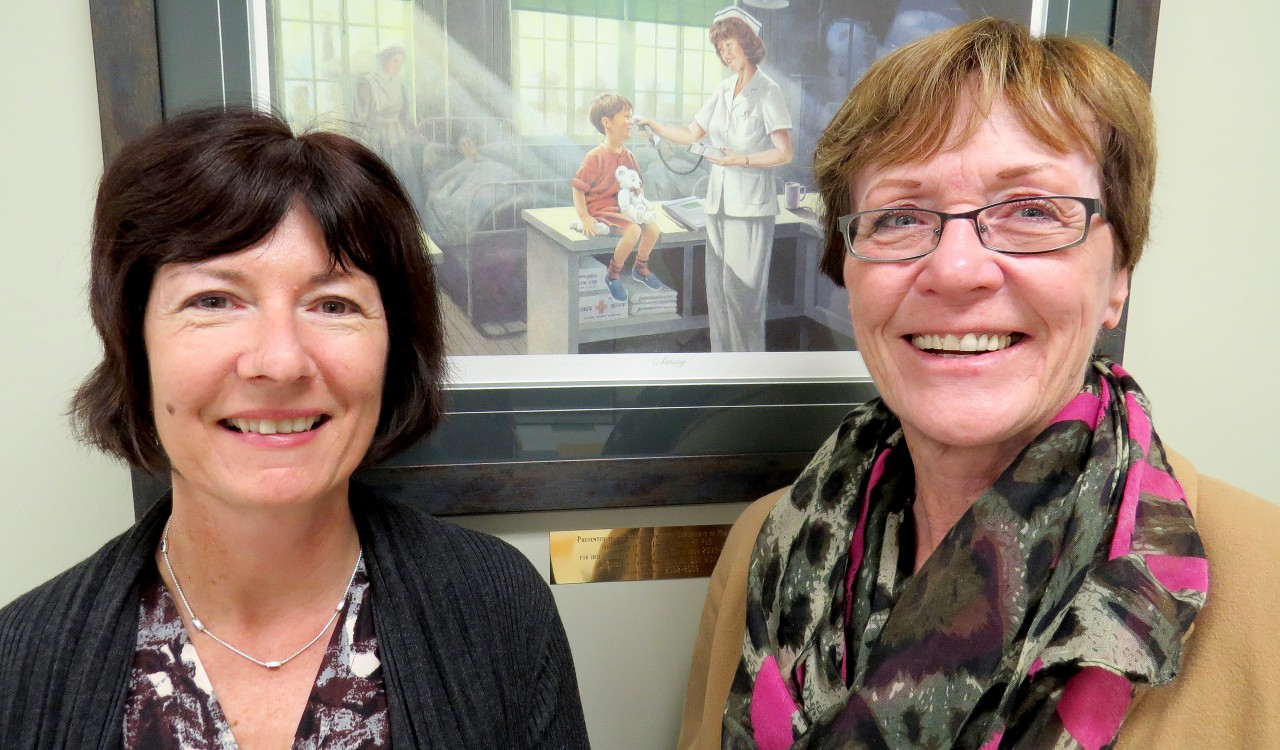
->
[309,268,359,286]
[995,163,1055,181]
[164,266,360,288]
[868,178,922,191]
[860,178,923,205]
[166,265,245,284]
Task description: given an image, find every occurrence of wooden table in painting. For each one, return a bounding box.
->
[521,194,850,354]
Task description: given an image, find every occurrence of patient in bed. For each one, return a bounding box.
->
[428,134,490,198]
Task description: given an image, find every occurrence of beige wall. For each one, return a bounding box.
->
[0,3,132,606]
[1126,0,1280,503]
[0,7,1274,748]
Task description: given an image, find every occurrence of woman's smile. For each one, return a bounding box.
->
[221,414,329,436]
[907,332,1021,354]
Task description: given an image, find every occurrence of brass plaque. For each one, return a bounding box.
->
[549,525,732,584]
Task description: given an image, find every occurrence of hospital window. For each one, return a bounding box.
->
[512,1,724,140]
[272,0,414,129]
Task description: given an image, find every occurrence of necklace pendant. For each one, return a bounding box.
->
[264,660,283,669]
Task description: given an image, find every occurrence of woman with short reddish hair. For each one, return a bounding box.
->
[679,18,1280,750]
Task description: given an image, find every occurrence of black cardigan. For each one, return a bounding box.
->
[0,487,590,749]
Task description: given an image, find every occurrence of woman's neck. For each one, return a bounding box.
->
[904,432,1022,573]
[734,64,757,96]
[159,483,361,629]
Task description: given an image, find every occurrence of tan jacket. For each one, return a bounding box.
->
[678,451,1280,749]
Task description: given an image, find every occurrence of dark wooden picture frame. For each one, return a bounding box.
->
[90,0,1159,519]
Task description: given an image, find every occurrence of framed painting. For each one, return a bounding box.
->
[92,0,1159,515]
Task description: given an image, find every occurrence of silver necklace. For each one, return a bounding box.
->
[160,518,362,670]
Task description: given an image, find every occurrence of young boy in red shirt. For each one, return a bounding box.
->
[572,93,663,301]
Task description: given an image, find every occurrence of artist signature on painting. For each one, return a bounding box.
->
[651,355,686,367]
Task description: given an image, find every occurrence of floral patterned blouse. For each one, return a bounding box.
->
[122,559,389,749]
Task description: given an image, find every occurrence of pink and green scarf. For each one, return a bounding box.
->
[724,360,1208,749]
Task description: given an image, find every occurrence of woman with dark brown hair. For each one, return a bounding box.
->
[636,6,792,352]
[679,18,1280,750]
[0,107,589,749]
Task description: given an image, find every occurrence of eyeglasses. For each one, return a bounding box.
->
[838,196,1107,262]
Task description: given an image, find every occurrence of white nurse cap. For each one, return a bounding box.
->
[713,6,763,36]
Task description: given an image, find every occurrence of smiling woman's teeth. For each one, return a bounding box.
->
[227,416,321,434]
[911,333,1015,353]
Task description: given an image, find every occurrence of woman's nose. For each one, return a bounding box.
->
[914,217,1004,298]
[237,309,318,383]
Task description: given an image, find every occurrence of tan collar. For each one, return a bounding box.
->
[1166,449,1199,519]
[1122,447,1200,725]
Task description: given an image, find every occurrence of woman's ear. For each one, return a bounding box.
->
[1103,267,1130,329]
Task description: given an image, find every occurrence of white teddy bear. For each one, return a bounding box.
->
[614,165,656,225]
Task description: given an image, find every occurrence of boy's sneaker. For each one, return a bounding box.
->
[630,264,663,290]
[605,274,628,301]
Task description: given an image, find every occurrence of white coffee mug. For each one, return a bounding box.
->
[784,182,807,210]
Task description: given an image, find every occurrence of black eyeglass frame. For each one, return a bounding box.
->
[838,195,1108,262]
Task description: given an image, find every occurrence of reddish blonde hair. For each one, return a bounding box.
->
[709,17,766,66]
[815,17,1155,283]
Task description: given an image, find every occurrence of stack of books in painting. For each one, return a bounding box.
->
[578,256,628,324]
[623,275,678,317]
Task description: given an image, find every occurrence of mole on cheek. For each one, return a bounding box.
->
[166,404,176,415]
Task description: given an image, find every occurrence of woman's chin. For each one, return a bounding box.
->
[891,385,1054,459]
[171,468,347,513]
[871,340,1077,452]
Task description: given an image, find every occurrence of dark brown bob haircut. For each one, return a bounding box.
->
[710,16,766,66]
[815,17,1155,285]
[71,106,446,472]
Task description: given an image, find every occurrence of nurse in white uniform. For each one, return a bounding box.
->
[638,7,793,352]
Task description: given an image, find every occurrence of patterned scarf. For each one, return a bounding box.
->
[723,360,1208,749]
